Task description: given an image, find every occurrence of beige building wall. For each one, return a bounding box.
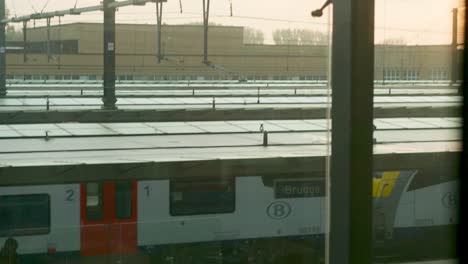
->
[5,23,458,81]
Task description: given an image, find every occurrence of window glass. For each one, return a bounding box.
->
[1,0,333,262]
[86,183,103,221]
[374,0,462,261]
[0,194,50,236]
[115,182,133,219]
[170,179,235,216]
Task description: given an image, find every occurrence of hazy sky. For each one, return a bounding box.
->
[5,0,464,44]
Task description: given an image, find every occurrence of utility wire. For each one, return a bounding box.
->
[27,0,38,13]
[8,0,17,17]
[41,0,53,13]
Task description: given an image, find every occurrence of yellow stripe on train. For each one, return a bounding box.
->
[373,171,400,198]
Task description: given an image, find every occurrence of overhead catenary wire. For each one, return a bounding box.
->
[26,0,38,13]
[40,0,53,14]
[2,0,161,24]
[8,0,17,17]
[2,3,452,37]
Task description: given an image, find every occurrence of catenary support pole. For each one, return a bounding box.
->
[202,0,210,64]
[0,0,6,97]
[329,0,375,264]
[451,8,458,87]
[22,21,27,63]
[156,1,163,63]
[58,16,62,69]
[102,0,117,110]
[46,17,51,63]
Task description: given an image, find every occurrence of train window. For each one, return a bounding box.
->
[115,182,133,219]
[170,179,235,216]
[86,183,104,221]
[0,194,50,237]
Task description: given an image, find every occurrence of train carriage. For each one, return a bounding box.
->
[0,169,459,262]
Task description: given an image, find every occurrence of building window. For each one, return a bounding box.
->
[6,40,79,54]
[431,68,448,80]
[404,69,419,81]
[0,194,50,237]
[383,69,401,81]
[170,179,235,216]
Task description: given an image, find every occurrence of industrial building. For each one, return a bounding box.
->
[5,23,461,81]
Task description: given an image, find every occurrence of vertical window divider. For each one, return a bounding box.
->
[328,0,375,263]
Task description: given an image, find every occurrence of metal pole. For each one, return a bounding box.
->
[202,0,210,64]
[1,0,163,24]
[329,0,374,263]
[47,17,51,63]
[451,8,458,86]
[58,16,62,69]
[22,21,27,63]
[0,0,6,97]
[459,4,468,261]
[102,0,117,110]
[156,1,163,63]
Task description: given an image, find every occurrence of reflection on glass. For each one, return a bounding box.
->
[373,0,462,261]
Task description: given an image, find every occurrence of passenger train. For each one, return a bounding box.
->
[0,169,459,263]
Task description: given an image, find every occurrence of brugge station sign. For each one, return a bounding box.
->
[275,179,325,198]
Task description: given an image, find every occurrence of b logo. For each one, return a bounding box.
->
[442,192,457,208]
[267,201,291,219]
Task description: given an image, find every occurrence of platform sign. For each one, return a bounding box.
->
[274,179,325,199]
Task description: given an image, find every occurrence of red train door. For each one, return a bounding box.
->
[80,181,137,256]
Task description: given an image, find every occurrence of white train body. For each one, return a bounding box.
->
[0,172,459,257]
[137,177,324,247]
[0,184,81,255]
